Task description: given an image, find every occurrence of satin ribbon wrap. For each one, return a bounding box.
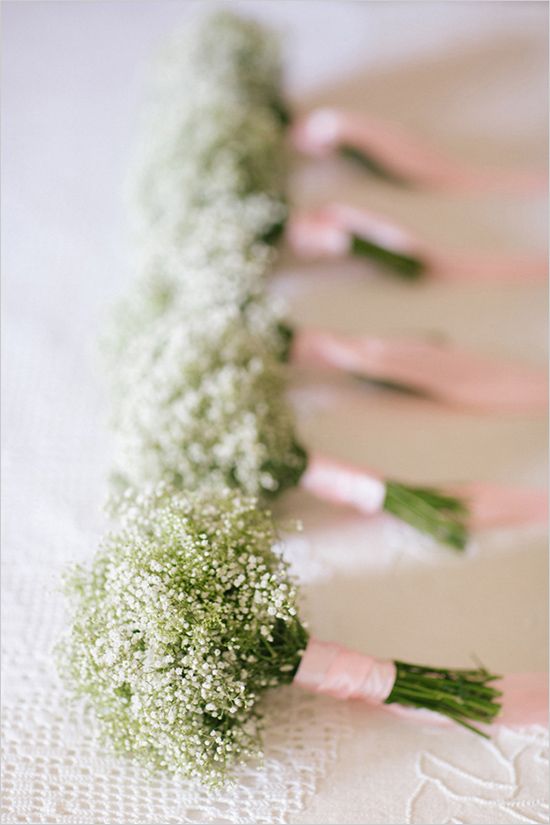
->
[290,107,547,194]
[300,454,386,515]
[287,204,547,283]
[294,638,397,705]
[291,328,548,413]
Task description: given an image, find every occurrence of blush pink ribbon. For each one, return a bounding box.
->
[295,639,549,728]
[291,328,548,413]
[287,203,548,283]
[290,108,547,195]
[447,481,548,530]
[493,673,549,727]
[294,638,397,704]
[301,454,386,515]
[300,453,548,530]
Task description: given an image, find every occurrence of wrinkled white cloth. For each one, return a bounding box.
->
[2,2,548,823]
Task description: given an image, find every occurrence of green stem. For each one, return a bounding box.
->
[340,144,412,187]
[350,234,425,280]
[275,321,295,363]
[353,375,433,399]
[383,481,469,550]
[386,660,502,736]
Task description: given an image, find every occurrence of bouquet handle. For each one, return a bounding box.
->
[290,107,547,195]
[287,203,547,283]
[291,329,548,413]
[301,453,547,534]
[295,638,548,731]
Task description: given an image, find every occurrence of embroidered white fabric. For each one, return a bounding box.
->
[2,2,548,823]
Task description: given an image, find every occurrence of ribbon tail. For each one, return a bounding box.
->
[449,482,548,529]
[495,673,549,727]
[428,250,548,284]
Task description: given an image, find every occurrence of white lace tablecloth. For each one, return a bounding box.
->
[2,2,548,823]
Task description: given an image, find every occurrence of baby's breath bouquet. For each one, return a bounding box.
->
[122,10,288,340]
[59,489,307,783]
[151,11,287,116]
[109,303,306,499]
[59,489,501,784]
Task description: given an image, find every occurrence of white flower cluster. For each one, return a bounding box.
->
[110,304,305,498]
[59,488,308,783]
[123,10,289,322]
[106,11,307,499]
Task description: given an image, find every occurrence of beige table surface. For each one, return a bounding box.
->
[2,2,548,823]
